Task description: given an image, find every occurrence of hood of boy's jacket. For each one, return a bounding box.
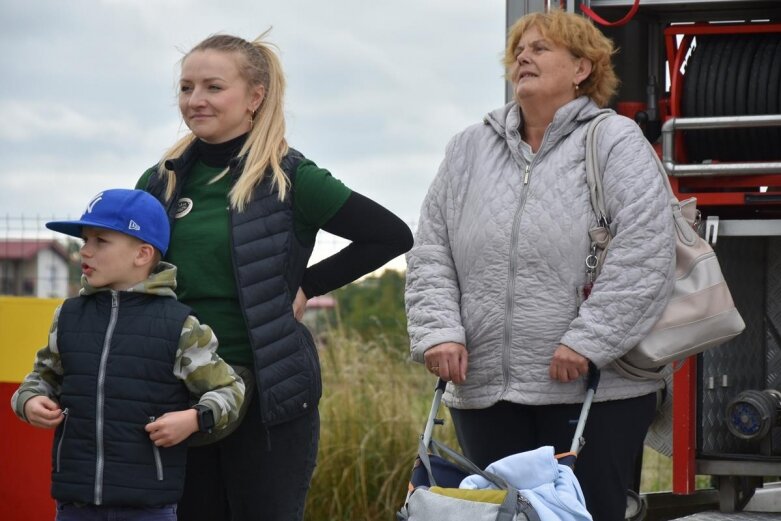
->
[79,261,178,298]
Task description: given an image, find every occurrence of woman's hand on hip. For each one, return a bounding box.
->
[549,344,590,383]
[293,288,308,321]
[424,342,468,384]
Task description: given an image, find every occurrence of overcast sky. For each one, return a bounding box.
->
[1,0,507,266]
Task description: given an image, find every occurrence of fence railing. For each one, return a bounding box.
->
[1,215,414,298]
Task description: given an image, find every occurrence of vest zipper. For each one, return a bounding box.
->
[54,408,70,472]
[149,416,164,481]
[94,290,119,505]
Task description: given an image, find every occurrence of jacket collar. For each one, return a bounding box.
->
[79,261,179,299]
[484,97,609,144]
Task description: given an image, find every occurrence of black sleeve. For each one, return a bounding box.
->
[300,191,413,298]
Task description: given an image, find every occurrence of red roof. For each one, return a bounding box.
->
[0,240,70,261]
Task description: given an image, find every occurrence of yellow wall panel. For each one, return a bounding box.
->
[0,297,63,383]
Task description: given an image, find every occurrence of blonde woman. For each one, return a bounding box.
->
[137,33,412,521]
[405,11,675,521]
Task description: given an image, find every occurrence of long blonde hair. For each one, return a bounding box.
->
[157,30,290,210]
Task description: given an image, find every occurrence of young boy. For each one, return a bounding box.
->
[10,189,244,521]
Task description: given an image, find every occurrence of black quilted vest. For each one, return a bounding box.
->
[53,291,192,506]
[145,145,321,427]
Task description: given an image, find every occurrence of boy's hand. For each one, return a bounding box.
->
[145,410,199,448]
[24,396,64,429]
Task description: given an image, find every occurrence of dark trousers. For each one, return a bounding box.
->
[449,393,657,521]
[56,503,177,521]
[177,395,320,521]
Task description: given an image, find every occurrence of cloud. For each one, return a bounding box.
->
[0,101,154,144]
[0,148,165,217]
[0,0,506,265]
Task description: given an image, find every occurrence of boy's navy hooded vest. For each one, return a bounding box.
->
[53,291,192,506]
[145,145,321,427]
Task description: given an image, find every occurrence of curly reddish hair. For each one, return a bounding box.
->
[504,10,619,107]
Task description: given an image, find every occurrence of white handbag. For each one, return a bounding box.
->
[584,113,745,379]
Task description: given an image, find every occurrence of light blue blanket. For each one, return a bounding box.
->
[460,446,592,521]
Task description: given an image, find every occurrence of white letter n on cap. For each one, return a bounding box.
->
[128,220,141,231]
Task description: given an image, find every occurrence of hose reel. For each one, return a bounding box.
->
[682,33,781,164]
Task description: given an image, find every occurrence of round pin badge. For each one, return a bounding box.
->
[175,198,194,218]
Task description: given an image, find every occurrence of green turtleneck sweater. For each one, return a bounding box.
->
[135,158,350,365]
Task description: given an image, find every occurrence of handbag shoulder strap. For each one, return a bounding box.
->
[585,114,700,248]
[585,112,614,227]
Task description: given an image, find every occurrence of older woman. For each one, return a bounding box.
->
[405,10,675,521]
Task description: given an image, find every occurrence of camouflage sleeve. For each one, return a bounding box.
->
[11,305,64,421]
[174,315,245,431]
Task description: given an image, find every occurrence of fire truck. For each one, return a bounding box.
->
[507,1,781,519]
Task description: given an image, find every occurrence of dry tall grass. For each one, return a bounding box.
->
[305,327,678,520]
[306,327,459,520]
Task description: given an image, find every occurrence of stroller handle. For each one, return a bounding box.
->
[421,379,447,448]
[434,363,596,393]
[586,361,601,392]
[423,365,600,454]
[569,362,601,454]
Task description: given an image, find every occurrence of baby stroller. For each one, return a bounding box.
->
[397,366,600,521]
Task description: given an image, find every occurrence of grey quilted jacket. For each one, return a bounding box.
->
[405,97,675,408]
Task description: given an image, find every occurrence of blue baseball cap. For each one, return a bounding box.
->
[46,189,171,255]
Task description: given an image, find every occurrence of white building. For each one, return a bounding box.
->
[0,240,70,298]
